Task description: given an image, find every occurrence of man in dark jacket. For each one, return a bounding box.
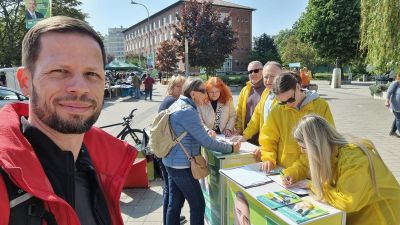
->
[0,16,137,225]
[143,73,155,100]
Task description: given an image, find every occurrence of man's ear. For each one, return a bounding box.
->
[16,67,31,97]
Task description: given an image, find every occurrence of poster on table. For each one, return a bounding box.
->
[228,181,284,225]
[25,0,52,29]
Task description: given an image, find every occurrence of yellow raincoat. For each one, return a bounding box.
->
[235,81,252,131]
[259,95,334,173]
[242,89,278,140]
[287,142,400,225]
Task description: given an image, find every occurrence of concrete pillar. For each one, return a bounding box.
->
[331,68,341,88]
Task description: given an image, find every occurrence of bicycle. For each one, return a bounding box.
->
[100,108,149,151]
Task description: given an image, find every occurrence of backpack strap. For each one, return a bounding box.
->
[0,169,58,225]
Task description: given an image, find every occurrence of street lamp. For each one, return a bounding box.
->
[130,1,151,68]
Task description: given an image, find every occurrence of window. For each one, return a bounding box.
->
[169,14,172,24]
[154,22,156,29]
[158,19,161,27]
[163,17,166,26]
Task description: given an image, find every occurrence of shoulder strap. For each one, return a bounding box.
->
[0,169,58,225]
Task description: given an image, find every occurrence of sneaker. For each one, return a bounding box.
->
[389,131,400,137]
[180,215,186,222]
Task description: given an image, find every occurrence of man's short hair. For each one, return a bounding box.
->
[264,61,282,69]
[22,16,106,74]
[272,71,301,95]
[248,61,263,69]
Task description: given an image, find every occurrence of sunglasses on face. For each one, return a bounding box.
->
[248,69,261,74]
[279,89,296,105]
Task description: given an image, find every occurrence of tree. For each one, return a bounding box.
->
[173,0,237,76]
[0,0,87,68]
[360,0,400,73]
[248,33,280,64]
[156,40,179,78]
[296,0,361,65]
[106,54,115,64]
[126,53,145,68]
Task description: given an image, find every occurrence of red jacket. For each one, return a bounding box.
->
[0,103,137,225]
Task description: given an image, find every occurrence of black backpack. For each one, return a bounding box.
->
[0,170,57,225]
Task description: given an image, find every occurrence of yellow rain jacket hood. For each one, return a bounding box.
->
[259,90,334,170]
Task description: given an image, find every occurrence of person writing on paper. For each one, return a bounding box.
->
[198,77,236,137]
[259,71,334,173]
[163,77,241,225]
[283,114,400,225]
[234,191,251,225]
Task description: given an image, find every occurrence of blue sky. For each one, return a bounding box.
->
[79,0,308,37]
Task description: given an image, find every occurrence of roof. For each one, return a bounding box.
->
[123,0,254,33]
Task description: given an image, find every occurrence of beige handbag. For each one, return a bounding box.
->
[177,141,209,180]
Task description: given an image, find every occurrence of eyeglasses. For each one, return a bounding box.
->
[208,90,220,95]
[278,89,296,105]
[248,69,261,74]
[194,89,206,94]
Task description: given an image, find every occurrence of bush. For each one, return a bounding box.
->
[369,83,389,96]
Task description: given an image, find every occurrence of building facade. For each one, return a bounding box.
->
[104,27,126,61]
[123,0,254,72]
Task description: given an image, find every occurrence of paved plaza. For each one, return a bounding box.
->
[96,79,400,225]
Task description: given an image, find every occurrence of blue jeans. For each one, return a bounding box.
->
[133,87,140,98]
[145,89,153,100]
[166,167,205,225]
[392,111,400,133]
[154,157,169,225]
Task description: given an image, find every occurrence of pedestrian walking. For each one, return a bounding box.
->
[143,73,155,100]
[385,72,400,137]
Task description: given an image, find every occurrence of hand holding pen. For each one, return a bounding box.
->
[280,171,294,187]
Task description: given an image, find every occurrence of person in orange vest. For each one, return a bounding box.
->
[300,67,311,89]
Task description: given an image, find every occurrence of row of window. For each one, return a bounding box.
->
[125,12,178,40]
[126,32,174,51]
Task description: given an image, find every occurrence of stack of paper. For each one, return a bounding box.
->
[220,163,272,188]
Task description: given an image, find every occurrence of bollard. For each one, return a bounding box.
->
[331,68,341,88]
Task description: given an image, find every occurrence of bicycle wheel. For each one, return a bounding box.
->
[121,129,146,150]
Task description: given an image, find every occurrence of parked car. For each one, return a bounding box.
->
[0,86,29,109]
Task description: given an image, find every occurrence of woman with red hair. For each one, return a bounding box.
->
[198,77,236,137]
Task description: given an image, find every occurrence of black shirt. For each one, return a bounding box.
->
[21,117,110,225]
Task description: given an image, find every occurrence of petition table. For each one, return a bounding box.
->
[201,137,258,225]
[220,164,346,225]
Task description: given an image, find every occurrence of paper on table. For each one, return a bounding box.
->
[215,135,257,153]
[269,175,309,195]
[220,163,272,188]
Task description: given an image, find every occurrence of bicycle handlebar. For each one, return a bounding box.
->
[122,108,138,123]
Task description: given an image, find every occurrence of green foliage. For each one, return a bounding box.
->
[248,33,280,64]
[173,0,237,74]
[126,53,146,68]
[155,40,180,75]
[218,75,247,85]
[360,0,400,73]
[296,0,361,64]
[369,83,389,96]
[0,0,87,67]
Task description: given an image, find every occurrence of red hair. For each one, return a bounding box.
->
[205,77,232,104]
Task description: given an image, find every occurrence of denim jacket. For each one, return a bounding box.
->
[162,96,233,168]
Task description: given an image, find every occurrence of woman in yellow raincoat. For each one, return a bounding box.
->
[283,114,400,225]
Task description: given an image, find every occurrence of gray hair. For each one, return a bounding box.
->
[248,61,263,69]
[182,77,204,98]
[264,61,282,69]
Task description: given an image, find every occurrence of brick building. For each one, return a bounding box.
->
[123,0,254,72]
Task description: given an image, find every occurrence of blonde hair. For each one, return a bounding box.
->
[293,114,379,200]
[166,75,186,96]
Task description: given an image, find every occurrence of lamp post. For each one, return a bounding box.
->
[130,1,151,68]
[184,37,189,77]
